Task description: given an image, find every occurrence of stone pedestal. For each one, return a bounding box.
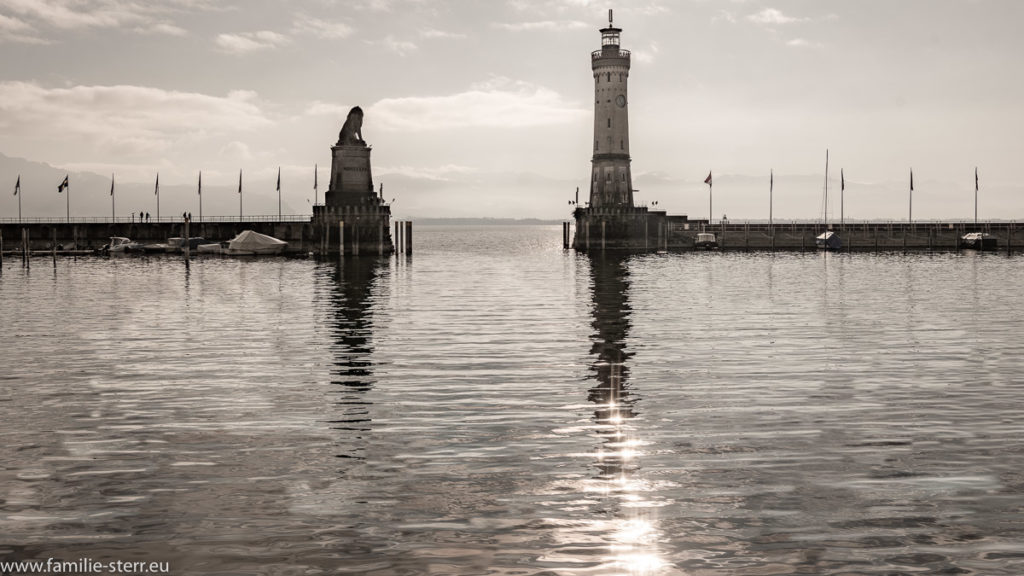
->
[325,145,374,207]
[316,141,393,256]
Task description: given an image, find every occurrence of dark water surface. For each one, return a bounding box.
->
[2,225,1023,575]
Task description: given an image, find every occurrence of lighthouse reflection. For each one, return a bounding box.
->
[587,253,638,478]
[582,253,670,575]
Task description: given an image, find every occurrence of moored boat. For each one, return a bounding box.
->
[102,236,142,254]
[694,232,718,250]
[816,231,842,251]
[224,230,287,255]
[960,232,997,250]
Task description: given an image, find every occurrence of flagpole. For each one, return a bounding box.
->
[974,167,978,228]
[840,168,845,231]
[198,171,203,223]
[823,149,829,231]
[769,170,773,236]
[66,177,70,223]
[239,169,243,220]
[111,173,115,221]
[909,169,913,226]
[314,164,318,209]
[16,175,21,223]
[277,166,281,220]
[155,173,160,222]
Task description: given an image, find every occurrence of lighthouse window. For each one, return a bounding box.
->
[621,174,625,182]
[620,139,623,150]
[607,118,611,128]
[606,72,610,82]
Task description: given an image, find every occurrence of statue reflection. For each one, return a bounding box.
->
[324,257,386,460]
[584,253,669,574]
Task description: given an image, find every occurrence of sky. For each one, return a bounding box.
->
[1,0,1022,222]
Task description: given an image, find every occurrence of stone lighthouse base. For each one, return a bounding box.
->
[573,206,702,252]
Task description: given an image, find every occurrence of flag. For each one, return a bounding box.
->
[13,175,19,196]
[770,170,773,192]
[276,167,281,191]
[841,169,845,192]
[110,174,115,196]
[155,173,159,195]
[58,175,68,193]
[910,169,914,192]
[975,167,979,192]
[198,171,202,195]
[314,164,318,190]
[238,169,242,194]
[704,171,712,186]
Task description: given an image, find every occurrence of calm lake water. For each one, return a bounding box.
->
[2,225,1023,575]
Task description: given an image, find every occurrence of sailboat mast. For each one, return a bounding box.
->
[824,149,829,230]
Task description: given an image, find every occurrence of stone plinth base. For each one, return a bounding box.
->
[326,145,374,206]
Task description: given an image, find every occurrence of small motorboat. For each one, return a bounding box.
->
[197,242,227,255]
[224,230,287,255]
[815,231,842,251]
[694,232,718,250]
[166,237,208,253]
[102,236,142,253]
[960,232,997,251]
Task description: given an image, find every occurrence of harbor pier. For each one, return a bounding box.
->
[570,216,1017,253]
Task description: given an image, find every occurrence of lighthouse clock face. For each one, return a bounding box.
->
[615,95,626,107]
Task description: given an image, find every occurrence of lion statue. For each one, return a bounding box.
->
[337,106,366,146]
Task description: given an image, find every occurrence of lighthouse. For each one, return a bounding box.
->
[589,9,633,208]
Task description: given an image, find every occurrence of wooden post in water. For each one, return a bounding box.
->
[353,222,359,256]
[378,220,384,256]
[24,228,30,267]
[405,221,412,255]
[1,230,4,270]
[183,217,191,262]
[338,220,345,255]
[601,220,606,251]
[52,228,57,262]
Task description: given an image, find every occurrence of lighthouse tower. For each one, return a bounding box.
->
[590,9,633,208]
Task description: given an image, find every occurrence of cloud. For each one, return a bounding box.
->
[748,8,805,25]
[0,12,43,43]
[632,42,659,64]
[378,34,417,56]
[493,20,589,32]
[786,38,815,48]
[0,82,272,153]
[291,14,353,39]
[0,0,218,42]
[378,164,478,181]
[138,22,187,36]
[369,77,588,131]
[420,28,466,40]
[712,10,737,24]
[0,0,144,30]
[305,101,354,117]
[215,30,289,54]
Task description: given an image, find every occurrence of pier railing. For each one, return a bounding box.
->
[0,214,314,224]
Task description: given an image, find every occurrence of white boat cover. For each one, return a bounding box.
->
[227,230,287,253]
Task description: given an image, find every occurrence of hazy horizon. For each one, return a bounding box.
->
[2,0,1022,222]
